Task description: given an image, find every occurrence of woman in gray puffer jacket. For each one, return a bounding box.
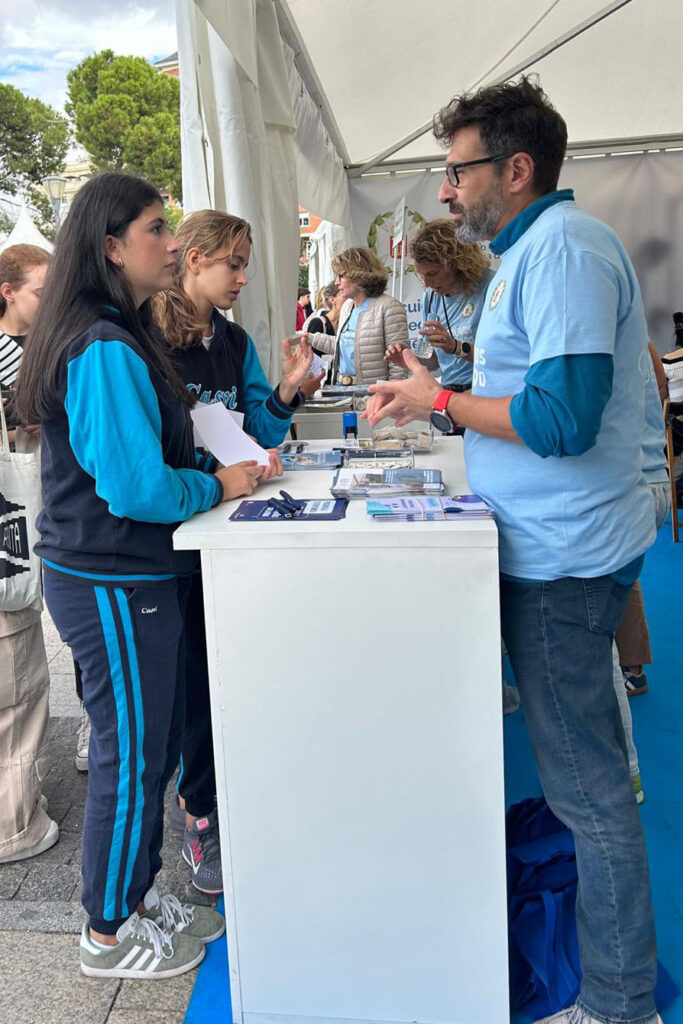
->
[306,247,408,385]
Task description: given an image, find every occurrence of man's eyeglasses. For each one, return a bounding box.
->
[444,154,511,188]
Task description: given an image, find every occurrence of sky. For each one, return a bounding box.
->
[0,0,177,113]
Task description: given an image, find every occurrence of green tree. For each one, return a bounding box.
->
[0,209,14,237]
[165,203,184,235]
[0,82,70,198]
[66,50,182,198]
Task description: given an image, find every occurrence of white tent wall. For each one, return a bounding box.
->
[284,43,351,231]
[558,150,683,354]
[176,0,300,381]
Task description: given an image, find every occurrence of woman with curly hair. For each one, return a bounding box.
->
[388,219,494,390]
[306,247,408,386]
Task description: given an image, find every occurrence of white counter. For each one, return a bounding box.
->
[174,436,509,1024]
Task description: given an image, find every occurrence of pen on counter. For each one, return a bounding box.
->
[267,497,296,518]
[279,490,304,510]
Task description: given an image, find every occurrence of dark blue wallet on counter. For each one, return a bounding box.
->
[230,497,348,522]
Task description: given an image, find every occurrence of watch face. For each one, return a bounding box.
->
[430,410,452,434]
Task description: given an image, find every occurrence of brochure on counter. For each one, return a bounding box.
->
[331,467,444,499]
[366,494,494,521]
[280,450,342,470]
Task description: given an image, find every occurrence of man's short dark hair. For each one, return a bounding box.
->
[433,76,568,196]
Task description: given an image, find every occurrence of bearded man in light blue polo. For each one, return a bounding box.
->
[366,77,660,1024]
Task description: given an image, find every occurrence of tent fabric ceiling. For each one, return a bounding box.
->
[283,0,683,167]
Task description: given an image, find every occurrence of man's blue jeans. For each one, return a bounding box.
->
[501,574,658,1024]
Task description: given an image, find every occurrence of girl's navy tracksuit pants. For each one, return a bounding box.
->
[44,565,190,935]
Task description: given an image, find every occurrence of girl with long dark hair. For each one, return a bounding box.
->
[15,173,246,980]
[153,208,314,895]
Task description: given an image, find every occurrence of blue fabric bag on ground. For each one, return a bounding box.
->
[506,796,680,1020]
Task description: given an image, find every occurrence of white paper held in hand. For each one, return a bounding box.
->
[191,402,270,467]
[193,407,244,448]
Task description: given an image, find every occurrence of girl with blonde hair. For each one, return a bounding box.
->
[154,208,316,896]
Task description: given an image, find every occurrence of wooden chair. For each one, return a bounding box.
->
[663,398,682,542]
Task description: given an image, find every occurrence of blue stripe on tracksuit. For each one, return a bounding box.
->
[44,567,190,934]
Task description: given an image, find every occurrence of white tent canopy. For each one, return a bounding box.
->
[0,203,53,255]
[177,0,683,363]
[280,0,683,173]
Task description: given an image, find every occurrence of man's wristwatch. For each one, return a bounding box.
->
[429,389,457,433]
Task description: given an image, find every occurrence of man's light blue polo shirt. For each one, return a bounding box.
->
[465,193,656,580]
[421,268,494,387]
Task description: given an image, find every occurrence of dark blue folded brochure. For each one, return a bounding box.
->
[507,796,680,1020]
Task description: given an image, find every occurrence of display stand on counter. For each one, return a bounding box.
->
[173,435,509,1024]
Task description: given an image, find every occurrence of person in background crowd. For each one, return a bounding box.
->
[386,219,494,389]
[14,172,265,980]
[304,282,344,343]
[303,282,345,381]
[0,245,50,398]
[296,286,312,330]
[306,247,409,386]
[153,208,315,895]
[365,77,661,1024]
[615,344,671,696]
[0,243,57,866]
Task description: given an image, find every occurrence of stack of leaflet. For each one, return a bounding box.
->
[372,422,434,452]
[367,494,494,522]
[331,467,444,499]
[280,449,342,470]
[342,450,414,470]
[322,383,370,397]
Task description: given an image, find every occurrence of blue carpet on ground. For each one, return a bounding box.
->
[186,519,683,1024]
[184,895,231,1023]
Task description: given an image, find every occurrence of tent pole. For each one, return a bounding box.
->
[348,0,634,178]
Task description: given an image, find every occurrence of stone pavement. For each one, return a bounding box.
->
[0,611,215,1024]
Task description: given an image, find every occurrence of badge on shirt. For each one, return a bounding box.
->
[489,280,506,310]
[462,302,474,317]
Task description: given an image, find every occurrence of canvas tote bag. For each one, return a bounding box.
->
[0,399,43,611]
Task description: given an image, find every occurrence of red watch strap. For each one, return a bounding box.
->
[432,389,453,414]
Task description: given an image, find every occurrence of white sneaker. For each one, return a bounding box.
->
[76,701,91,772]
[80,911,205,979]
[140,886,225,943]
[534,1007,663,1024]
[0,817,59,864]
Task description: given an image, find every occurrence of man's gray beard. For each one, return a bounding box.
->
[454,192,505,243]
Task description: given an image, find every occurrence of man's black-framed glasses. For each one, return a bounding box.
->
[445,154,511,188]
